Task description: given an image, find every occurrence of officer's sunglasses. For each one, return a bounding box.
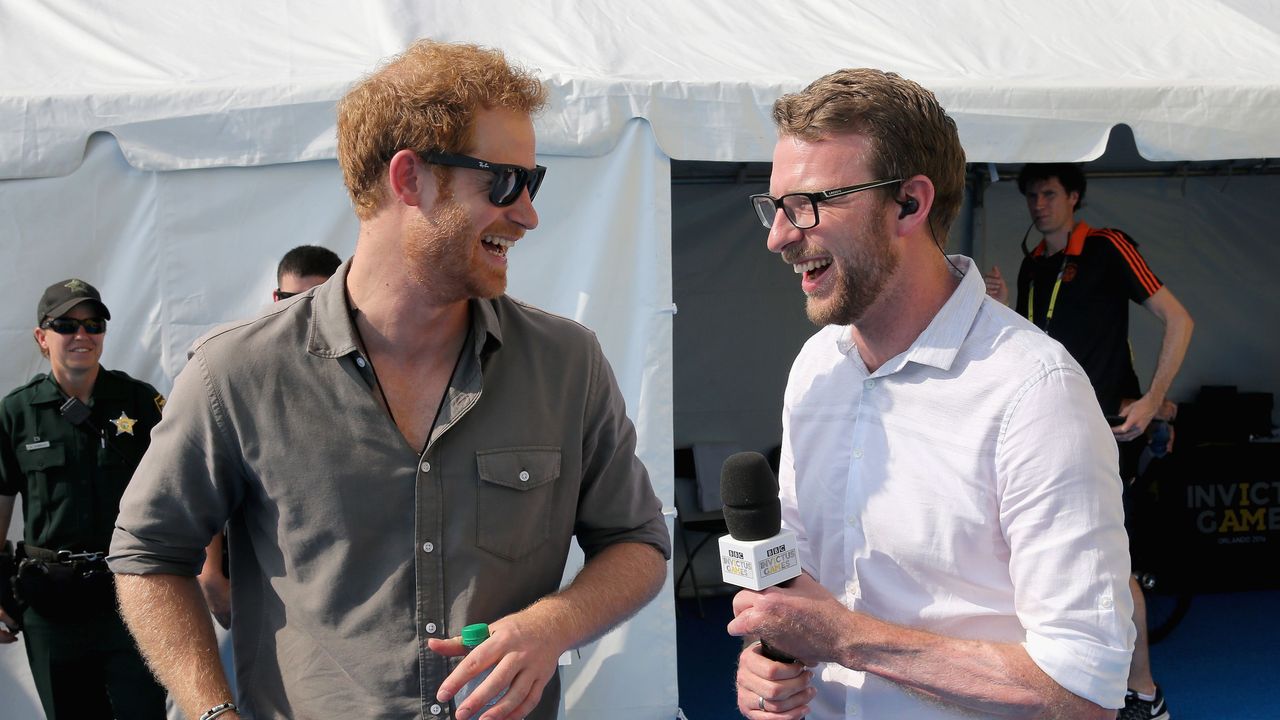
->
[41,317,107,335]
[420,151,547,206]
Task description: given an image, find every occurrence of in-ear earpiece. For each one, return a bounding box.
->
[898,197,919,219]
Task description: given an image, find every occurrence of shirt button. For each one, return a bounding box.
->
[429,703,443,715]
[422,541,434,553]
[421,461,431,473]
[847,516,859,528]
[1100,595,1114,610]
[518,470,530,482]
[425,622,438,634]
[853,449,863,459]
[864,379,875,389]
[356,356,367,368]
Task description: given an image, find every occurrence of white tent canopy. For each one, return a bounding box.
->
[3,3,1279,719]
[4,0,1280,181]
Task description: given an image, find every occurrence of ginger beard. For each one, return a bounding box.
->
[404,196,509,303]
[792,209,899,327]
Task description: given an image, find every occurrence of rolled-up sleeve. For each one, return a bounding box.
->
[997,365,1136,709]
[571,337,670,561]
[109,351,244,577]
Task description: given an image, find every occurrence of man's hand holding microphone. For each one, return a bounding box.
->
[717,451,815,719]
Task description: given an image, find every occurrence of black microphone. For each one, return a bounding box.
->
[719,451,802,664]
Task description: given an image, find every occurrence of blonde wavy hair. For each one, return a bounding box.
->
[772,68,966,235]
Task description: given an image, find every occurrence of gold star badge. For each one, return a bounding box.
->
[64,279,88,293]
[154,394,166,414]
[111,411,137,436]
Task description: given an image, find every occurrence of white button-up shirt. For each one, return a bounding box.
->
[780,257,1135,719]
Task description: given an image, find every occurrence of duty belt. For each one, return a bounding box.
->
[21,544,106,564]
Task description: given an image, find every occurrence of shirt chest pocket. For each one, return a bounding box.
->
[474,447,561,561]
[16,442,69,503]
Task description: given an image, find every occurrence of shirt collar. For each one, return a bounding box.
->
[1031,221,1091,258]
[88,368,131,399]
[28,367,127,405]
[903,255,984,372]
[837,255,984,375]
[307,259,504,360]
[29,374,65,405]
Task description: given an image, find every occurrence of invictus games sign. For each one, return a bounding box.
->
[1146,442,1280,592]
[1187,480,1280,540]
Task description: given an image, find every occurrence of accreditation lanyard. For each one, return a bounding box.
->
[1025,222,1090,332]
[1027,252,1070,331]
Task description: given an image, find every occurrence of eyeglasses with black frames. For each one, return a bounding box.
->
[420,151,547,207]
[273,290,297,302]
[41,317,107,335]
[750,178,904,229]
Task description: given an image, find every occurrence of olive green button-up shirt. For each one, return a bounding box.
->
[109,262,670,720]
[1,369,163,552]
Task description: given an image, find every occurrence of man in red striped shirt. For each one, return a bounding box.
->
[985,163,1193,720]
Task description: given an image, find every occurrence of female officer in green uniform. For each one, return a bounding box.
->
[0,279,167,719]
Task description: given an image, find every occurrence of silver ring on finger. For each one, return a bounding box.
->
[758,694,766,711]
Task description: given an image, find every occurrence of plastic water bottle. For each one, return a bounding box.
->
[1149,420,1171,458]
[454,623,505,712]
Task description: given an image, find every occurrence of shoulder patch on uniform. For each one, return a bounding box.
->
[4,374,48,401]
[154,394,166,413]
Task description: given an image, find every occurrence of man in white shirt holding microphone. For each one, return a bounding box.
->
[725,68,1135,720]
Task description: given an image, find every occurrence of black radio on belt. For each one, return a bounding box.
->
[59,396,92,426]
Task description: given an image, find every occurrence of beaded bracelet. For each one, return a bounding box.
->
[199,702,238,720]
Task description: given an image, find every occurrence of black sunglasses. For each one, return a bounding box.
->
[273,290,297,301]
[420,151,547,206]
[42,317,107,335]
[750,178,903,229]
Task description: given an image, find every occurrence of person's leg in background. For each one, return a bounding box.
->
[1128,574,1155,693]
[21,610,113,719]
[101,610,168,720]
[1120,438,1170,720]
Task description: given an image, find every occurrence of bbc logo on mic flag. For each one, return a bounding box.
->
[718,529,802,591]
